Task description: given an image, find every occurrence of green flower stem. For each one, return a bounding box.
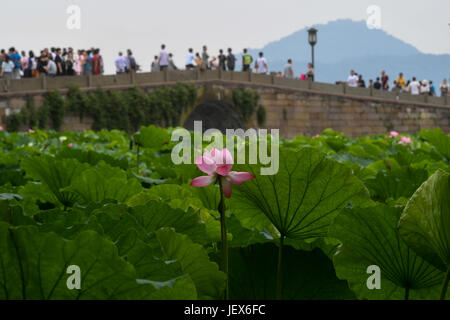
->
[218,179,229,300]
[440,263,450,300]
[136,144,140,175]
[404,287,410,300]
[276,235,285,300]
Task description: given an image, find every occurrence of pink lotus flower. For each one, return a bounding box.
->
[314,134,320,138]
[389,131,399,138]
[190,148,255,198]
[398,136,412,146]
[68,143,73,148]
[28,129,35,133]
[0,126,3,131]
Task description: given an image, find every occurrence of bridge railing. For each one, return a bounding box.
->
[0,70,448,107]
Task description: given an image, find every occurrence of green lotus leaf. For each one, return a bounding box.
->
[93,201,209,245]
[330,204,444,300]
[20,156,91,207]
[0,223,190,300]
[231,147,370,240]
[419,128,450,160]
[56,147,129,170]
[0,199,35,226]
[228,243,355,300]
[127,184,193,207]
[156,228,226,299]
[134,125,170,149]
[34,206,105,239]
[398,169,450,272]
[65,164,142,204]
[364,167,428,203]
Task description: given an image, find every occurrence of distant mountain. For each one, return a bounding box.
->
[242,19,450,86]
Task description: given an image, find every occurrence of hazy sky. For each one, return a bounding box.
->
[3,0,450,73]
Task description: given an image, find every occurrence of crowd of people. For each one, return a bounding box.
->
[0,46,110,79]
[0,43,316,84]
[0,47,118,80]
[346,70,449,97]
[140,44,315,80]
[2,45,448,98]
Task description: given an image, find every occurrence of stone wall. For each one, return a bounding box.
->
[255,88,450,138]
[0,71,449,138]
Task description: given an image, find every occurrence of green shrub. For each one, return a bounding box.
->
[123,86,148,132]
[84,84,197,132]
[5,113,21,132]
[105,91,130,132]
[66,84,90,122]
[257,105,266,126]
[87,89,108,131]
[25,97,38,128]
[46,90,65,131]
[233,88,260,122]
[3,84,199,133]
[37,104,49,129]
[15,97,38,130]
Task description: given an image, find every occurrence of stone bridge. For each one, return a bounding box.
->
[0,70,449,138]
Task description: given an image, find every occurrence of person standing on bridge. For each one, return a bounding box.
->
[374,77,381,90]
[407,77,421,95]
[381,70,389,91]
[151,56,160,72]
[218,50,226,71]
[202,46,210,70]
[255,52,268,74]
[242,49,253,72]
[185,48,195,70]
[0,50,5,69]
[429,81,436,97]
[168,53,178,70]
[421,80,430,96]
[306,63,315,81]
[210,56,219,70]
[357,74,366,88]
[65,52,76,76]
[83,51,93,76]
[76,50,84,75]
[46,57,58,78]
[29,51,38,78]
[126,49,139,73]
[92,49,102,76]
[9,48,22,80]
[227,48,236,71]
[21,51,30,78]
[55,48,65,76]
[440,79,449,97]
[347,70,358,88]
[195,53,205,71]
[284,59,294,79]
[37,51,48,77]
[396,73,406,91]
[115,52,127,74]
[0,55,15,80]
[159,44,169,71]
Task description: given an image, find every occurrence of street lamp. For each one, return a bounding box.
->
[308,27,318,68]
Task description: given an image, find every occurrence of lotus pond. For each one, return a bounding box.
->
[0,126,449,300]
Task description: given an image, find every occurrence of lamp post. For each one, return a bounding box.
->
[308,28,318,68]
